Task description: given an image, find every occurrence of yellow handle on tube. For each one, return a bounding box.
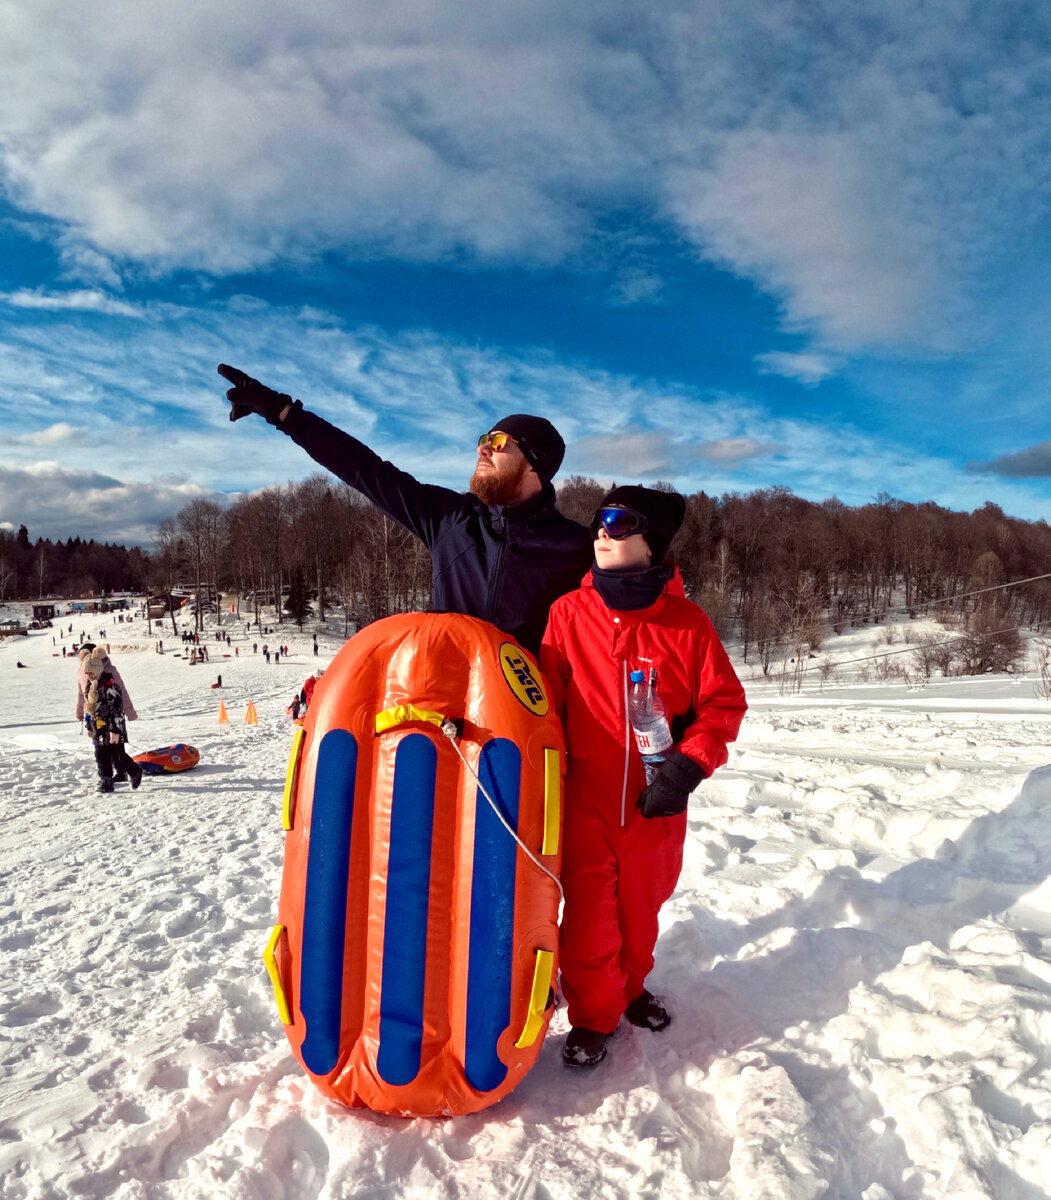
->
[542,747,561,856]
[282,726,305,831]
[514,949,555,1049]
[263,924,293,1025]
[375,704,447,734]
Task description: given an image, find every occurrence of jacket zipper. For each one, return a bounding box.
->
[484,510,508,626]
[620,659,630,826]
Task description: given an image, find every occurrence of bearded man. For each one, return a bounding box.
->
[218,365,592,653]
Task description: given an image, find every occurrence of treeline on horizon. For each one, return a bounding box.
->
[0,524,150,603]
[4,480,1051,671]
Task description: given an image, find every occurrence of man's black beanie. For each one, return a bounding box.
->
[491,414,565,484]
[599,485,687,562]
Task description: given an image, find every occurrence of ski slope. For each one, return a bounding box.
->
[2,607,1051,1199]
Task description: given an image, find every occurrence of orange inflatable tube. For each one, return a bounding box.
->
[132,743,201,775]
[263,613,564,1116]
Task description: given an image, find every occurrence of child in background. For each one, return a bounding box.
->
[540,486,747,1067]
[77,646,143,793]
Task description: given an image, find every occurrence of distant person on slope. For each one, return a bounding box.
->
[217,364,592,655]
[540,487,747,1068]
[75,645,143,793]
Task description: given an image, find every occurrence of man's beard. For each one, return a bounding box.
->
[469,459,531,506]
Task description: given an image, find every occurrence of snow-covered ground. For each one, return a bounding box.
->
[3,606,1051,1199]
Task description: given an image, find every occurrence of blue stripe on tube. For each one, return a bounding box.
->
[300,729,358,1077]
[465,738,521,1092]
[377,734,437,1086]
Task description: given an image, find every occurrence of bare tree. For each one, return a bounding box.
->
[555,475,606,526]
[697,539,736,639]
[774,573,825,658]
[740,587,778,673]
[968,549,1007,618]
[296,474,339,622]
[956,608,1024,675]
[146,468,1051,671]
[1034,640,1051,700]
[224,492,277,628]
[178,499,224,632]
[153,518,186,635]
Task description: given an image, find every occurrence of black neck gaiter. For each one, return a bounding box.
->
[590,563,672,611]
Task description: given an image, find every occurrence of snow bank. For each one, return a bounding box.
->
[2,610,1051,1198]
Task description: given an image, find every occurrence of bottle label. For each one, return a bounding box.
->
[634,725,672,755]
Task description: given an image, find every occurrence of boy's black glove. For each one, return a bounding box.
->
[217,364,295,426]
[637,749,706,819]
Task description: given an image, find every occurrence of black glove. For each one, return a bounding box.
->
[637,749,706,819]
[217,364,295,426]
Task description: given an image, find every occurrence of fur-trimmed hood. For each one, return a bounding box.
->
[74,647,137,722]
[78,645,108,677]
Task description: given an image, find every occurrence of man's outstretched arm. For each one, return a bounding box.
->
[218,364,461,544]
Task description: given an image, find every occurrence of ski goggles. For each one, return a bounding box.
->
[590,505,650,540]
[477,431,519,452]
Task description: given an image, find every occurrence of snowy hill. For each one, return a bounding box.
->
[2,608,1050,1198]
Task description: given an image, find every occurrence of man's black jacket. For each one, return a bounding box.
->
[281,406,593,654]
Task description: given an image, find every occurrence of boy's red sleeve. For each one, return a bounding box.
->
[677,614,747,776]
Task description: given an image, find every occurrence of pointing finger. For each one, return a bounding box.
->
[217,363,253,387]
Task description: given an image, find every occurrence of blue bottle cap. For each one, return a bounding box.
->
[629,670,645,682]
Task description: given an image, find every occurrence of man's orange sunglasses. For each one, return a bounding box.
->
[477,431,519,452]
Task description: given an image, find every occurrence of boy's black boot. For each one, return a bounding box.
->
[112,770,129,783]
[624,989,671,1031]
[97,777,115,794]
[562,1027,611,1067]
[129,764,144,790]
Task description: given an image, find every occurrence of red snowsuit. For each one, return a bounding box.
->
[540,569,746,1033]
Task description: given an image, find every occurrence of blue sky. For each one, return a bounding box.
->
[2,0,1051,543]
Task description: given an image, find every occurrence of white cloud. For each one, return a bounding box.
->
[695,437,781,465]
[5,422,83,447]
[0,3,620,274]
[607,269,665,307]
[568,431,679,478]
[0,2,1047,354]
[567,430,781,479]
[667,131,942,349]
[0,461,225,545]
[755,350,841,386]
[1,288,143,318]
[2,289,1051,543]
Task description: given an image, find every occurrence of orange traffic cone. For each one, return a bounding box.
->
[218,699,230,731]
[245,700,258,726]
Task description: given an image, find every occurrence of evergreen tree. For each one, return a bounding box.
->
[284,566,312,628]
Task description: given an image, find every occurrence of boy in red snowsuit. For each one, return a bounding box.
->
[540,486,746,1067]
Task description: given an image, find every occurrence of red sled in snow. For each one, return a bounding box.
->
[132,743,201,775]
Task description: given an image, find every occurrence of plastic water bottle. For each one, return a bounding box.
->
[629,668,672,783]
